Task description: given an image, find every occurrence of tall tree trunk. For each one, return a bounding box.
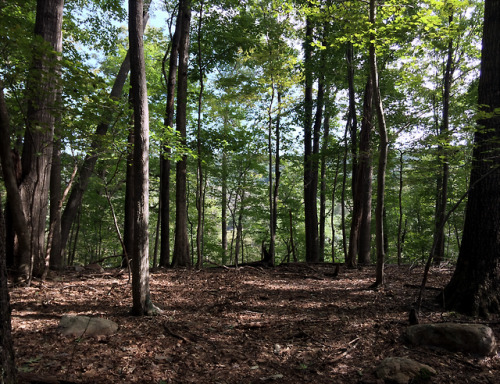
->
[17,0,64,281]
[172,0,192,267]
[347,42,359,199]
[442,0,500,316]
[124,122,135,268]
[195,0,205,269]
[303,17,319,263]
[370,0,389,287]
[358,79,374,266]
[342,42,358,265]
[221,147,228,265]
[234,189,245,267]
[347,78,373,268]
[397,149,404,266]
[129,0,155,315]
[60,12,150,253]
[47,103,63,271]
[0,191,16,384]
[272,91,281,267]
[159,13,180,269]
[433,14,454,266]
[267,83,276,266]
[319,103,330,262]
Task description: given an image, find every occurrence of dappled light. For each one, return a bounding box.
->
[9,265,500,383]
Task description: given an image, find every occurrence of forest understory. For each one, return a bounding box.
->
[9,264,500,384]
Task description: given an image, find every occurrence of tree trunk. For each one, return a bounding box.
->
[267,83,276,266]
[17,0,64,281]
[370,0,389,287]
[442,0,500,316]
[433,15,454,266]
[221,148,228,265]
[195,0,205,269]
[47,105,63,271]
[397,149,404,265]
[129,0,155,315]
[347,77,373,268]
[303,17,319,263]
[319,103,330,262]
[0,82,32,285]
[358,79,374,266]
[124,122,135,268]
[272,91,281,267]
[0,191,16,384]
[159,14,180,269]
[172,0,192,267]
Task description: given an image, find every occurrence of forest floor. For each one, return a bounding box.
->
[9,263,500,384]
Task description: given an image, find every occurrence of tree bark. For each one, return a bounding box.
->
[221,148,228,265]
[129,0,155,315]
[0,191,16,384]
[267,83,276,266]
[17,0,64,281]
[172,0,192,267]
[319,101,330,262]
[124,120,135,268]
[195,0,205,269]
[370,0,389,287]
[442,0,500,316]
[0,82,31,286]
[272,91,281,267]
[433,14,454,266]
[347,77,373,268]
[303,16,319,263]
[160,7,181,269]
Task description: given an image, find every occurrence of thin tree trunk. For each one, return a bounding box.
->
[124,123,135,268]
[397,150,404,265]
[303,16,319,263]
[267,82,276,266]
[195,0,205,269]
[289,209,297,263]
[159,12,179,268]
[370,0,389,286]
[319,103,330,262]
[47,100,63,271]
[221,148,228,265]
[433,14,454,266]
[331,153,341,263]
[129,0,155,315]
[272,91,281,267]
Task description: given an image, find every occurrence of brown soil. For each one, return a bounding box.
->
[9,264,500,383]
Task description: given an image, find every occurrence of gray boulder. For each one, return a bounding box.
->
[406,323,497,356]
[58,315,118,337]
[376,357,436,384]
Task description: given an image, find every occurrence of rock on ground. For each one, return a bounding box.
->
[376,357,436,384]
[58,315,118,337]
[405,323,497,356]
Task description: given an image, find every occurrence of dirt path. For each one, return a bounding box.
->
[9,264,500,383]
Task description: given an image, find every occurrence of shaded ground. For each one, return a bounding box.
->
[9,264,500,383]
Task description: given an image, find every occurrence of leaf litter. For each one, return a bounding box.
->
[9,264,500,383]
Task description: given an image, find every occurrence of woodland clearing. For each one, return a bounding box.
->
[9,264,500,383]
